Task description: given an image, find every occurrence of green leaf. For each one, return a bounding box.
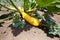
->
[47,6,60,13]
[33,13,44,20]
[36,0,57,7]
[24,0,36,11]
[45,15,60,35]
[23,0,29,11]
[13,13,26,28]
[19,0,24,7]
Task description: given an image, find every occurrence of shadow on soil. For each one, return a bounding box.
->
[0,11,15,27]
[38,23,60,38]
[0,12,14,19]
[0,22,4,27]
[8,23,32,37]
[38,26,60,38]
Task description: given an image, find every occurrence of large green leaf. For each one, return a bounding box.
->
[47,6,60,13]
[36,0,57,7]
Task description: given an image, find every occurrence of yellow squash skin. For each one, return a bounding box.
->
[19,9,40,26]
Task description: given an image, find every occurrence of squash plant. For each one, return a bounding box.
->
[0,0,60,35]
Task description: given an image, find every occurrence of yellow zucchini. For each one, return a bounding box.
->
[19,9,40,26]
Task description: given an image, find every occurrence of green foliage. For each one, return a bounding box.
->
[20,0,24,7]
[24,0,36,11]
[36,0,60,14]
[45,15,60,35]
[47,6,60,13]
[33,13,44,20]
[36,0,57,7]
[13,13,26,28]
[47,1,60,13]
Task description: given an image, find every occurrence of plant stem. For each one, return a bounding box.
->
[0,16,13,22]
[0,3,17,11]
[9,0,22,16]
[6,0,12,5]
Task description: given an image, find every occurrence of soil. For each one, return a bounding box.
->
[0,10,60,40]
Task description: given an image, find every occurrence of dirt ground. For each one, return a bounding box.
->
[0,10,60,40]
